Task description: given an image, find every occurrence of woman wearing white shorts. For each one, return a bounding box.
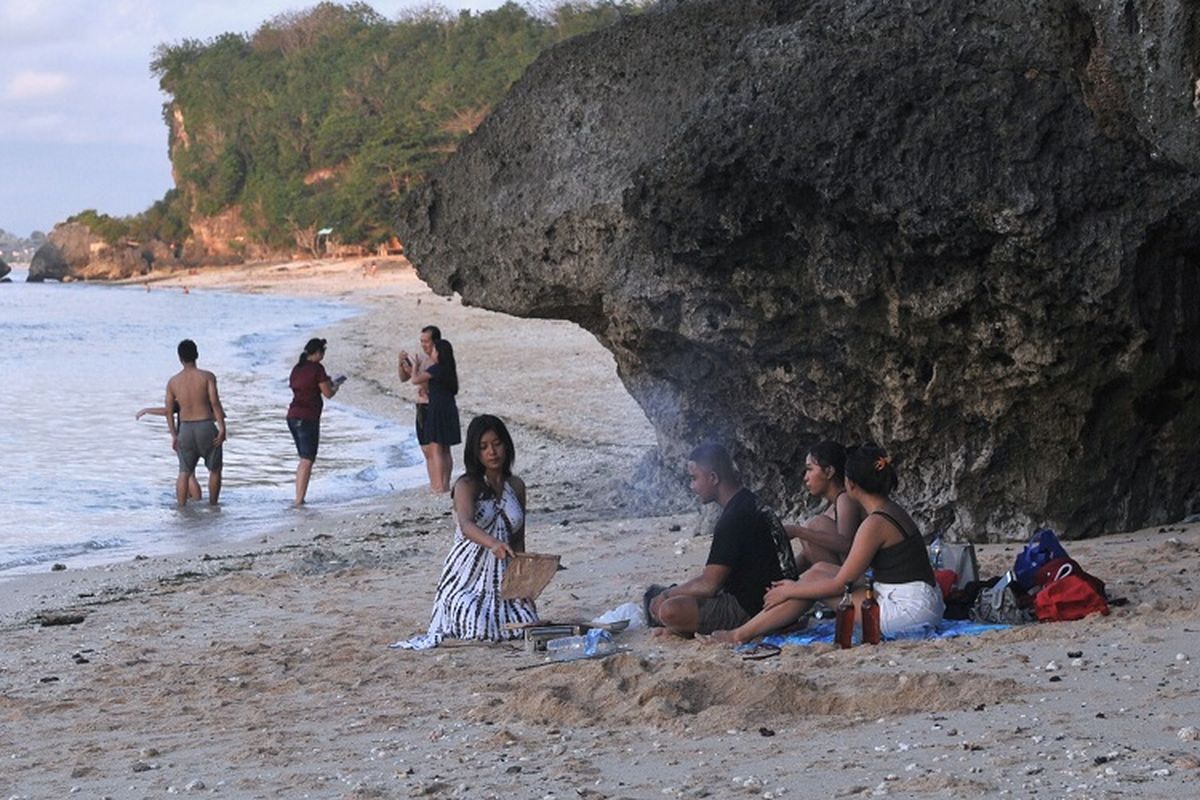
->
[712,444,943,644]
[871,577,945,637]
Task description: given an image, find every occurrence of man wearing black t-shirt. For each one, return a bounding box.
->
[648,443,799,637]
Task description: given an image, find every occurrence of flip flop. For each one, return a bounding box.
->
[739,643,781,661]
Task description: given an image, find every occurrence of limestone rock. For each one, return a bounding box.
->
[25,221,219,281]
[402,0,1200,539]
[27,243,70,282]
[27,223,95,282]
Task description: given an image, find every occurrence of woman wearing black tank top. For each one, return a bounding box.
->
[712,445,943,644]
[783,441,865,571]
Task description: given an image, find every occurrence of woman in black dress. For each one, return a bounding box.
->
[411,338,460,493]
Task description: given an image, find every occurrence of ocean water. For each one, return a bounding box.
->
[0,268,426,576]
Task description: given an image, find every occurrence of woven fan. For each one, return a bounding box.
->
[500,552,561,600]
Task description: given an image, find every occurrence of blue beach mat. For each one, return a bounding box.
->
[746,619,1010,650]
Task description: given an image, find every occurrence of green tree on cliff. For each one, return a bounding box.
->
[146,1,643,250]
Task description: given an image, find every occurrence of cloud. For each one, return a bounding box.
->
[0,0,76,46]
[0,0,53,26]
[4,70,70,100]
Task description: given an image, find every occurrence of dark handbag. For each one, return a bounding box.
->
[1013,529,1069,589]
[942,580,984,620]
[1033,562,1110,621]
[970,571,1033,625]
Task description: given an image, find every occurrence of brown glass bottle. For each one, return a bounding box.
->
[861,579,881,645]
[834,583,855,649]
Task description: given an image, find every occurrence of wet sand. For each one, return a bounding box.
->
[2,258,1198,799]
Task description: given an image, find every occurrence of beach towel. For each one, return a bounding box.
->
[751,618,1010,648]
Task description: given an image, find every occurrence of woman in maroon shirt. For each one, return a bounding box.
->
[287,337,341,505]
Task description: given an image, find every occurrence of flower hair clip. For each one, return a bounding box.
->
[874,455,891,472]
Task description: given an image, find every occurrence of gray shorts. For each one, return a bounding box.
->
[696,592,752,635]
[177,420,222,474]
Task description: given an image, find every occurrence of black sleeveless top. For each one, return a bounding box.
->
[826,491,849,565]
[869,510,936,586]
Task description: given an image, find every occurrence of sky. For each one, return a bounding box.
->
[0,0,509,237]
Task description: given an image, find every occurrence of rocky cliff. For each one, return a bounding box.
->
[402,0,1200,540]
[183,206,274,262]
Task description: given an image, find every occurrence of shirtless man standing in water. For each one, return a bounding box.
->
[165,339,227,507]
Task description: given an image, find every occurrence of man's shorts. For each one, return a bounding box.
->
[288,417,320,461]
[696,592,752,635]
[177,420,222,474]
[415,403,430,446]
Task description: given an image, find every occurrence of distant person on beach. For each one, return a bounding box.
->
[409,338,461,493]
[712,444,945,644]
[398,325,441,489]
[164,339,226,507]
[390,414,537,649]
[784,441,865,571]
[136,404,202,501]
[287,337,344,506]
[646,443,799,637]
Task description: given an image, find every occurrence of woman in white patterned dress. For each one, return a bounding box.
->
[392,414,538,649]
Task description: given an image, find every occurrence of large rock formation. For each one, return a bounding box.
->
[27,223,102,281]
[26,243,65,282]
[402,0,1200,540]
[26,221,224,281]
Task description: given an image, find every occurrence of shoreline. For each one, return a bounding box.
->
[2,258,1199,798]
[0,260,423,580]
[1,256,659,620]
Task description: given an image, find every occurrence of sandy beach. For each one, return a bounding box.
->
[2,258,1198,799]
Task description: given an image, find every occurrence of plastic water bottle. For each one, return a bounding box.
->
[929,535,944,569]
[546,628,616,661]
[545,635,587,660]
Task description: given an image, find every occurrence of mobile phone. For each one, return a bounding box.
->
[333,375,347,386]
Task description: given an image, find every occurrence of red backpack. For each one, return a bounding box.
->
[1032,558,1109,622]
